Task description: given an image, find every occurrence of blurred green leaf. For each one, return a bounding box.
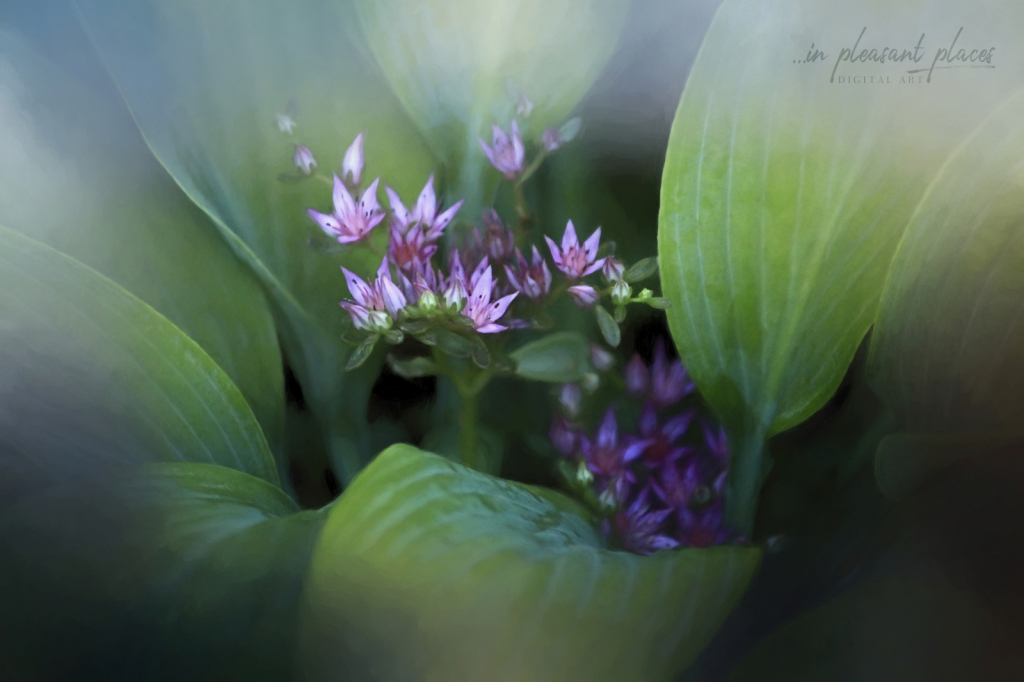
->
[387,354,440,379]
[624,256,658,283]
[595,304,621,347]
[658,0,1024,530]
[0,461,324,681]
[868,89,1024,433]
[873,432,1024,501]
[510,331,593,382]
[345,334,380,371]
[352,0,629,211]
[0,29,285,475]
[434,328,472,358]
[0,226,277,492]
[299,445,761,681]
[74,0,437,482]
[660,0,1023,437]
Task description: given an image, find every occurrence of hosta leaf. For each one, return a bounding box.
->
[299,445,760,682]
[0,26,285,479]
[0,226,277,489]
[353,0,628,209]
[74,0,437,482]
[868,89,1024,433]
[658,0,1024,529]
[0,462,324,680]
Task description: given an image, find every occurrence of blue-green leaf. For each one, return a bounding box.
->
[299,445,760,681]
[0,462,324,680]
[0,26,285,470]
[74,0,437,481]
[0,226,277,488]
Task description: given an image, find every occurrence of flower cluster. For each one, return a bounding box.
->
[552,341,737,554]
[288,125,654,351]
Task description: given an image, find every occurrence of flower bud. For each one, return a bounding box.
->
[417,289,438,312]
[575,460,594,487]
[611,279,632,306]
[541,126,563,152]
[602,256,625,282]
[293,144,317,175]
[342,132,365,186]
[567,284,600,308]
[277,114,297,135]
[580,372,600,393]
[366,309,393,334]
[637,288,654,301]
[589,343,615,372]
[558,383,582,418]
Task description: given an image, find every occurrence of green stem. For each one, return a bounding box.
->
[725,428,769,538]
[456,384,479,470]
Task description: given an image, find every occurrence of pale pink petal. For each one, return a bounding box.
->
[379,276,407,318]
[561,220,579,252]
[307,209,342,237]
[431,199,464,237]
[582,227,602,260]
[339,301,371,330]
[340,267,374,307]
[342,133,364,185]
[475,323,507,334]
[479,292,518,325]
[582,257,607,277]
[466,265,493,319]
[385,186,410,227]
[333,174,355,216]
[544,235,563,266]
[510,120,525,167]
[470,256,490,291]
[414,174,437,224]
[359,178,381,218]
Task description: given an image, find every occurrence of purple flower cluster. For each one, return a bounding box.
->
[301,133,616,337]
[551,341,736,554]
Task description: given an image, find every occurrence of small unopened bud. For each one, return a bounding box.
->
[293,145,317,175]
[277,114,297,135]
[417,289,438,312]
[558,383,582,418]
[580,372,600,393]
[516,91,534,118]
[443,279,467,313]
[541,127,563,152]
[611,279,632,306]
[692,484,712,506]
[575,460,594,487]
[589,343,615,372]
[637,288,654,301]
[342,133,364,186]
[366,309,392,334]
[567,284,600,308]
[602,256,625,282]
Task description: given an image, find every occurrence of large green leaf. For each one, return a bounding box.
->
[657,0,1024,530]
[0,25,286,478]
[0,461,325,681]
[74,0,437,482]
[353,0,628,209]
[0,226,277,489]
[299,445,760,681]
[868,89,1024,433]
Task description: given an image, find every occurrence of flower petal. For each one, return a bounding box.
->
[307,208,342,237]
[342,132,364,185]
[385,185,410,228]
[333,174,356,217]
[561,219,579,252]
[414,174,437,224]
[544,235,563,266]
[582,226,602,261]
[341,266,375,307]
